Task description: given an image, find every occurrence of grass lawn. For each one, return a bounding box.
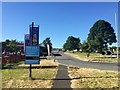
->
[65,52,118,62]
[2,59,59,88]
[2,68,58,88]
[68,66,119,89]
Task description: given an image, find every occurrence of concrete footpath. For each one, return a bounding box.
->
[52,64,72,89]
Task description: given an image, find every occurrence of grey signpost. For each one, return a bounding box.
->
[25,22,40,78]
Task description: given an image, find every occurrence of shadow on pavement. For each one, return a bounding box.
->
[52,53,62,56]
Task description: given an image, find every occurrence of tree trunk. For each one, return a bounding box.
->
[86,52,90,57]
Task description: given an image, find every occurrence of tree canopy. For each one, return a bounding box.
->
[2,39,21,53]
[63,36,81,51]
[80,41,89,52]
[87,20,117,53]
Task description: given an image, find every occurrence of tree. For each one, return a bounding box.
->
[2,39,21,55]
[8,39,18,52]
[63,42,68,51]
[80,41,89,52]
[42,37,52,53]
[80,41,90,57]
[87,20,117,53]
[2,39,10,52]
[63,36,81,52]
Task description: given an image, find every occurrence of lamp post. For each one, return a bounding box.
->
[115,13,119,59]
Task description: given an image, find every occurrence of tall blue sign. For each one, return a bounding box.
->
[25,22,40,64]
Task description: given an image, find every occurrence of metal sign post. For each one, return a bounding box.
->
[29,64,32,77]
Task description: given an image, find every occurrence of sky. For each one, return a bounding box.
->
[2,2,119,48]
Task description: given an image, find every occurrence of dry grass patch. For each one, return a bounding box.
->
[71,78,118,89]
[11,80,52,88]
[68,67,118,78]
[68,66,119,88]
[40,59,59,66]
[2,68,57,88]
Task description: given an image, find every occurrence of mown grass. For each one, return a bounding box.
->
[2,68,57,88]
[2,60,24,69]
[2,59,59,88]
[68,66,119,89]
[65,52,118,62]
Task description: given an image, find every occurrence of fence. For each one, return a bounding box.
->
[2,55,25,64]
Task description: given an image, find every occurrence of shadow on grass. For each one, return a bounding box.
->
[31,77,72,80]
[30,75,118,80]
[95,57,117,58]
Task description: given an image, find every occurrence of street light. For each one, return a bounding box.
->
[115,12,119,59]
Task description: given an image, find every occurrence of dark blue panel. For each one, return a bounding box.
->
[30,27,39,46]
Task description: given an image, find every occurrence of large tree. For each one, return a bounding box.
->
[87,20,117,53]
[80,41,90,57]
[42,37,52,53]
[80,41,89,52]
[63,36,81,52]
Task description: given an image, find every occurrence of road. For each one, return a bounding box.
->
[53,51,119,71]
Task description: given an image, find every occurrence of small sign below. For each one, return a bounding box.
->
[25,59,39,64]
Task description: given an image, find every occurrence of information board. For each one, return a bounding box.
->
[26,46,39,57]
[25,22,40,65]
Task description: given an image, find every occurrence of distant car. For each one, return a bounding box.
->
[101,51,106,55]
[105,51,112,55]
[62,49,66,52]
[101,51,112,55]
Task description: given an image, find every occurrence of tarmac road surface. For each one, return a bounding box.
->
[53,51,119,72]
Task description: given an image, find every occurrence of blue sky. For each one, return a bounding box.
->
[2,2,118,48]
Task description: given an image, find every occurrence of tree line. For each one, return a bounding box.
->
[2,39,23,54]
[63,20,117,56]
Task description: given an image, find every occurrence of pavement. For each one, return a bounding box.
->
[52,64,72,89]
[54,51,119,71]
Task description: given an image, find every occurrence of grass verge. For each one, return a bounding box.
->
[65,52,118,63]
[68,66,119,89]
[2,68,57,88]
[2,59,59,88]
